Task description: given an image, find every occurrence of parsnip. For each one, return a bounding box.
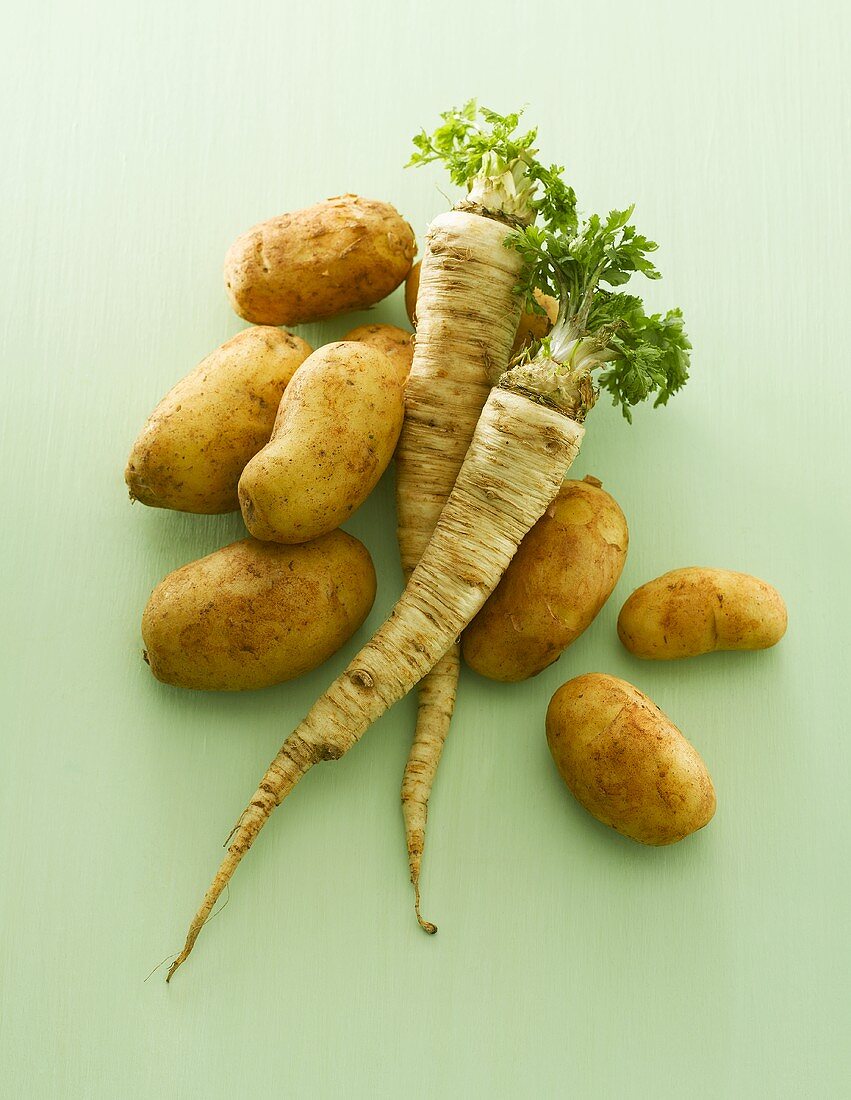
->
[397,103,575,930]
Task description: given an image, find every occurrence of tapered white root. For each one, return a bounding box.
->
[396,209,523,930]
[400,645,460,933]
[167,389,583,979]
[167,738,316,980]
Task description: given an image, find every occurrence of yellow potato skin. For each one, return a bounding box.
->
[238,341,405,543]
[510,290,559,359]
[462,477,628,681]
[617,567,787,659]
[224,194,415,326]
[341,323,413,382]
[546,673,716,846]
[404,260,421,326]
[125,327,311,514]
[142,533,376,691]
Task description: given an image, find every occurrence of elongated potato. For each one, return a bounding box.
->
[405,257,556,358]
[125,327,311,514]
[225,194,415,326]
[239,341,405,543]
[142,533,376,691]
[546,673,716,846]
[341,323,413,382]
[463,476,628,681]
[618,567,787,659]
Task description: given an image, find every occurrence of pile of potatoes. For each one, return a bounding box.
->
[129,195,419,691]
[128,193,569,693]
[127,191,788,855]
[459,481,786,846]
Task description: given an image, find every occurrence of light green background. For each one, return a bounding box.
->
[2,1,849,1096]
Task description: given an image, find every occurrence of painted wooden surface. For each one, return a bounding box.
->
[1,1,848,1096]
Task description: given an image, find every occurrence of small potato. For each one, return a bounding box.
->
[225,194,415,326]
[239,341,405,543]
[510,290,559,359]
[341,323,413,382]
[463,477,628,681]
[125,327,311,514]
[546,673,716,846]
[142,533,376,691]
[404,260,421,326]
[618,567,787,660]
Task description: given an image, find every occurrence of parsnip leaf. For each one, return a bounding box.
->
[509,209,689,418]
[409,101,577,228]
[600,308,691,420]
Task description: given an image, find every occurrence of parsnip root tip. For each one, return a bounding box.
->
[165,935,197,983]
[413,882,438,935]
[167,878,233,982]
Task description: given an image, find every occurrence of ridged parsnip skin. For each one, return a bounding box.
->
[168,389,584,978]
[546,673,716,846]
[125,327,312,514]
[397,211,523,579]
[224,194,415,326]
[239,341,405,544]
[404,257,557,359]
[395,209,525,928]
[463,477,628,681]
[341,323,414,382]
[617,567,787,659]
[141,533,376,691]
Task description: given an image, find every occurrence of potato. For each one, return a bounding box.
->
[546,673,716,846]
[341,323,413,382]
[142,533,376,691]
[125,327,311,514]
[617,567,787,659]
[511,290,559,359]
[462,476,628,681]
[224,194,415,326]
[239,341,405,543]
[404,260,421,326]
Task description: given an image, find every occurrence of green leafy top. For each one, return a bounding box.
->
[507,206,690,420]
[408,101,576,228]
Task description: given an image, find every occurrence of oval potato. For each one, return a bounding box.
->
[546,673,716,846]
[125,327,312,514]
[463,477,628,681]
[225,194,415,326]
[239,341,405,543]
[618,567,787,659]
[142,533,376,691]
[341,323,413,382]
